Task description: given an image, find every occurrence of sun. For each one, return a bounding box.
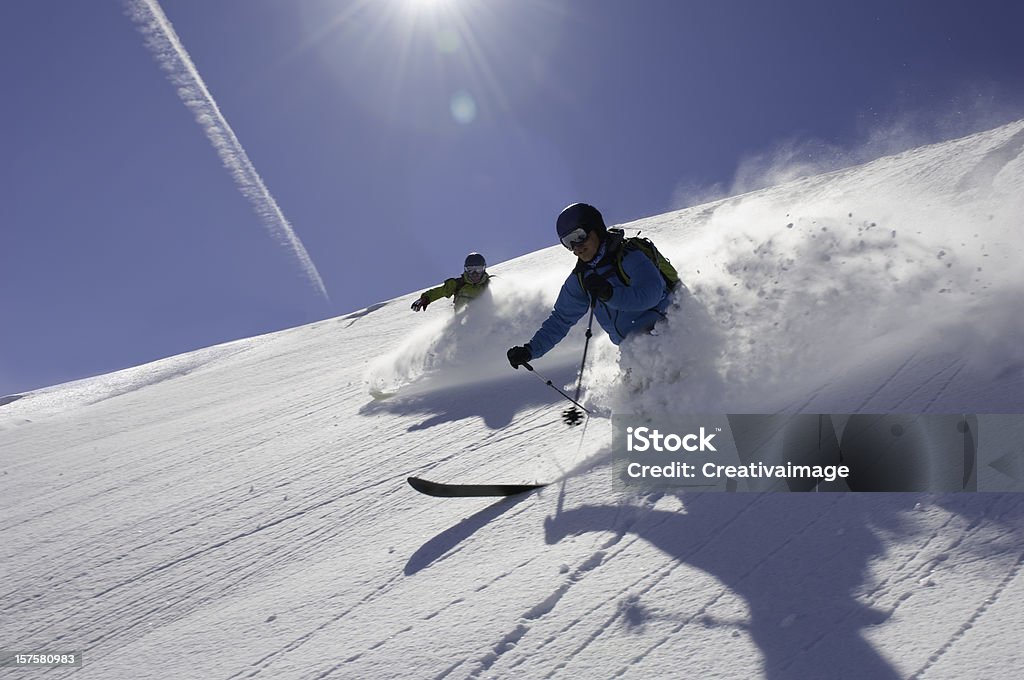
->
[300,0,569,130]
[402,0,455,13]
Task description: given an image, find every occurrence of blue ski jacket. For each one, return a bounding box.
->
[527,239,672,359]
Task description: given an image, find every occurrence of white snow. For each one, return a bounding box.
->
[2,121,1024,679]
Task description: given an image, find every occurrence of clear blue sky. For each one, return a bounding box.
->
[2,0,1023,395]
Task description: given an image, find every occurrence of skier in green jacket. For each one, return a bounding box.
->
[411,253,491,312]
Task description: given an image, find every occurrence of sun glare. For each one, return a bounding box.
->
[403,0,453,13]
[300,0,568,129]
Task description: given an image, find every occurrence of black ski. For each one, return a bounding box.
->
[407,476,546,498]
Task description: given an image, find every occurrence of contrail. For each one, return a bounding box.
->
[124,0,329,301]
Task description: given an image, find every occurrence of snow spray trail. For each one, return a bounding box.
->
[123,0,329,300]
[595,121,1024,414]
[365,276,592,398]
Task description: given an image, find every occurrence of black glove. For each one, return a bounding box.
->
[411,295,429,312]
[507,345,533,369]
[582,273,613,301]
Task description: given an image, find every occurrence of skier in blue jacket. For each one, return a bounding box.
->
[507,203,673,369]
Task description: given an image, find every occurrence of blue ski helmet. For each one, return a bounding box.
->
[556,203,606,241]
[464,252,486,268]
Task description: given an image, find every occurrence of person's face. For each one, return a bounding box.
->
[570,230,601,262]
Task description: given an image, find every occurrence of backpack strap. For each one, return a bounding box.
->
[614,239,639,286]
[574,232,628,300]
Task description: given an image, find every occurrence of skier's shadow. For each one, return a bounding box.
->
[359,362,580,431]
[542,492,1024,680]
[404,496,529,575]
[341,302,390,328]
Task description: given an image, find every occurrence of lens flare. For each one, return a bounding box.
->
[296,1,569,132]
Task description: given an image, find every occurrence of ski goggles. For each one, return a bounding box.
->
[464,265,486,275]
[560,227,589,250]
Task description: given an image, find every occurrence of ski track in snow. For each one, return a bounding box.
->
[191,408,578,679]
[909,546,1024,679]
[783,494,1024,678]
[852,349,922,413]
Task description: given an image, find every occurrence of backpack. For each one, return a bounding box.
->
[576,228,679,291]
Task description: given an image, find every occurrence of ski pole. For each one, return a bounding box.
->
[555,301,596,425]
[571,303,597,403]
[522,362,591,415]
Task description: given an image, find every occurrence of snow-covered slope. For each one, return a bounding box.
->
[2,121,1024,679]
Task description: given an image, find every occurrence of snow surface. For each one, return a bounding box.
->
[3,121,1024,679]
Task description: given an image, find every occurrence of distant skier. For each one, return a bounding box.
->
[411,252,491,312]
[507,203,679,369]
